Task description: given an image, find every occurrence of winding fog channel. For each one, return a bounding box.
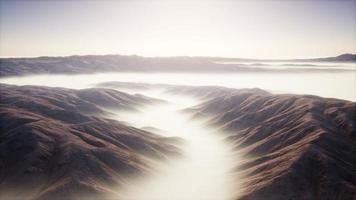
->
[112,91,236,200]
[2,69,354,199]
[0,74,241,199]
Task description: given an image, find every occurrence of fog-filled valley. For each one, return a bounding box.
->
[1,0,356,199]
[1,58,356,199]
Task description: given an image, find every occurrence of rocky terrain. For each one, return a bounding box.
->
[0,84,181,200]
[180,86,356,200]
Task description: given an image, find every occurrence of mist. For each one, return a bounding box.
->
[1,70,355,101]
[106,91,237,200]
[1,0,355,199]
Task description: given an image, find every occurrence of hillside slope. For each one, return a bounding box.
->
[0,84,180,200]
[182,87,356,200]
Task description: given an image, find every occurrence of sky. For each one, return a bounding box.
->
[0,0,355,59]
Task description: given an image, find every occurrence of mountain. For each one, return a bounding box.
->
[0,54,354,77]
[303,53,356,62]
[205,53,356,62]
[91,82,356,199]
[171,86,356,200]
[0,84,181,200]
[1,82,355,199]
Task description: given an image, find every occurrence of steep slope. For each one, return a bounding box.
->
[184,87,356,200]
[0,84,180,200]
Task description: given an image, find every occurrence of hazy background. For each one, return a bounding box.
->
[1,0,355,59]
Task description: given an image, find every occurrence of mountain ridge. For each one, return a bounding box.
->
[177,86,356,200]
[1,54,354,77]
[1,53,355,62]
[0,84,181,200]
[88,82,356,199]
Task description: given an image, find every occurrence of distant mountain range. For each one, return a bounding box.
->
[0,54,355,77]
[204,53,356,62]
[313,53,356,62]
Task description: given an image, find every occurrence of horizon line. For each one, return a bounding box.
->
[1,52,355,60]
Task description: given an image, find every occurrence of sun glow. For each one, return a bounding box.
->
[1,0,355,58]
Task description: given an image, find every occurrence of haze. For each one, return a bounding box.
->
[112,92,236,200]
[1,0,355,59]
[1,1,356,200]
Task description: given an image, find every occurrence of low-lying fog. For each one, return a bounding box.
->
[1,71,355,101]
[214,61,356,70]
[1,69,354,199]
[110,91,236,200]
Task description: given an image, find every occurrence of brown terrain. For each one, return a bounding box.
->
[0,84,181,200]
[175,86,356,200]
[93,81,356,199]
[1,81,355,200]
